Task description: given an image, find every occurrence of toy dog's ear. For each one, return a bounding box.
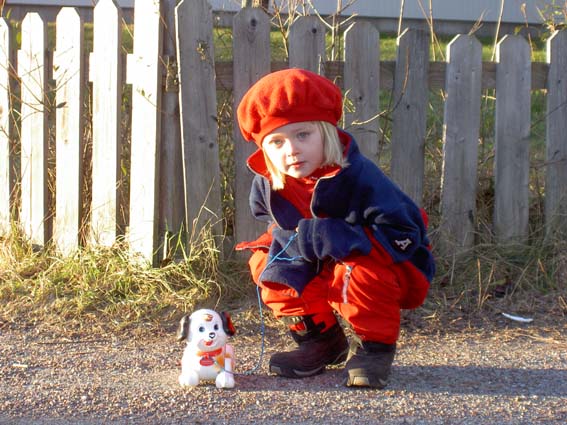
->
[220,311,236,336]
[177,314,191,342]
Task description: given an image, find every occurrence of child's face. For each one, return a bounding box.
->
[262,122,325,180]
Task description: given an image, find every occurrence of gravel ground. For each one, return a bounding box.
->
[1,313,566,425]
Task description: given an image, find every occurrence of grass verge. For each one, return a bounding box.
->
[1,224,565,334]
[0,226,254,333]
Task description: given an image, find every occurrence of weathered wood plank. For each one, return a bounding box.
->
[390,28,429,205]
[545,29,567,238]
[0,18,14,235]
[440,35,482,251]
[494,35,531,243]
[54,7,84,256]
[18,13,51,246]
[127,0,163,264]
[175,0,223,248]
[232,7,270,247]
[289,15,326,73]
[89,0,123,248]
[212,61,548,92]
[159,0,184,257]
[343,21,380,163]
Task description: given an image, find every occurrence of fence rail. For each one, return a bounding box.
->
[0,0,566,265]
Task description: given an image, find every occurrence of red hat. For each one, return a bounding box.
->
[237,68,342,147]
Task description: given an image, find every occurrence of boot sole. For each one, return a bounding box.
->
[346,373,388,388]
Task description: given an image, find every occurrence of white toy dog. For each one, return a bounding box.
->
[176,309,236,389]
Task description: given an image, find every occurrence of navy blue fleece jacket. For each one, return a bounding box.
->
[240,130,435,296]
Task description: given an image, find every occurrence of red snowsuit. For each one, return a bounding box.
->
[237,131,434,344]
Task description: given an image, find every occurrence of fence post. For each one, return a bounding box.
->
[18,13,51,247]
[494,35,531,243]
[0,18,14,236]
[175,0,223,250]
[343,21,380,163]
[390,28,429,206]
[54,7,85,256]
[159,0,184,259]
[126,0,163,264]
[545,29,567,239]
[89,0,123,248]
[289,15,326,74]
[232,7,270,249]
[439,34,482,252]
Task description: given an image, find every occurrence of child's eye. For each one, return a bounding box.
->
[269,139,283,147]
[297,131,310,139]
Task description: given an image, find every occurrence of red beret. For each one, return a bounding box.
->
[237,68,343,146]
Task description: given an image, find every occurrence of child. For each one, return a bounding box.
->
[235,68,435,388]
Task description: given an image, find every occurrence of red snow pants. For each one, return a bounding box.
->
[246,236,430,344]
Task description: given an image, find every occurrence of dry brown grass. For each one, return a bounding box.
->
[0,225,254,332]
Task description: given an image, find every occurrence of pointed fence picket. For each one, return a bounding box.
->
[126,0,163,263]
[54,7,85,256]
[390,28,430,206]
[89,0,123,248]
[439,35,482,251]
[545,30,567,239]
[0,18,13,235]
[494,35,531,243]
[18,13,50,247]
[288,15,326,73]
[343,21,380,164]
[232,7,270,248]
[175,0,223,247]
[0,4,566,265]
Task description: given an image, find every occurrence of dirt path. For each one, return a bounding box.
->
[1,315,566,424]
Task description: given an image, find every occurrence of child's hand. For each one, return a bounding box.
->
[296,218,372,261]
[269,228,302,262]
[260,227,321,295]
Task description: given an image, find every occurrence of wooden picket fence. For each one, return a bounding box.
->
[0,0,566,265]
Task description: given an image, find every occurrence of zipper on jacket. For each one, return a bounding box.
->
[341,264,353,304]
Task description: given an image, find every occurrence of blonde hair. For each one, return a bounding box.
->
[263,121,348,190]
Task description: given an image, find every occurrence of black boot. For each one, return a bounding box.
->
[269,314,349,378]
[345,339,396,388]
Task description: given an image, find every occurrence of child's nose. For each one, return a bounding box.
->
[285,139,300,155]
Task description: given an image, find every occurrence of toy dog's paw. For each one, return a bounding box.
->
[216,372,235,389]
[179,372,199,387]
